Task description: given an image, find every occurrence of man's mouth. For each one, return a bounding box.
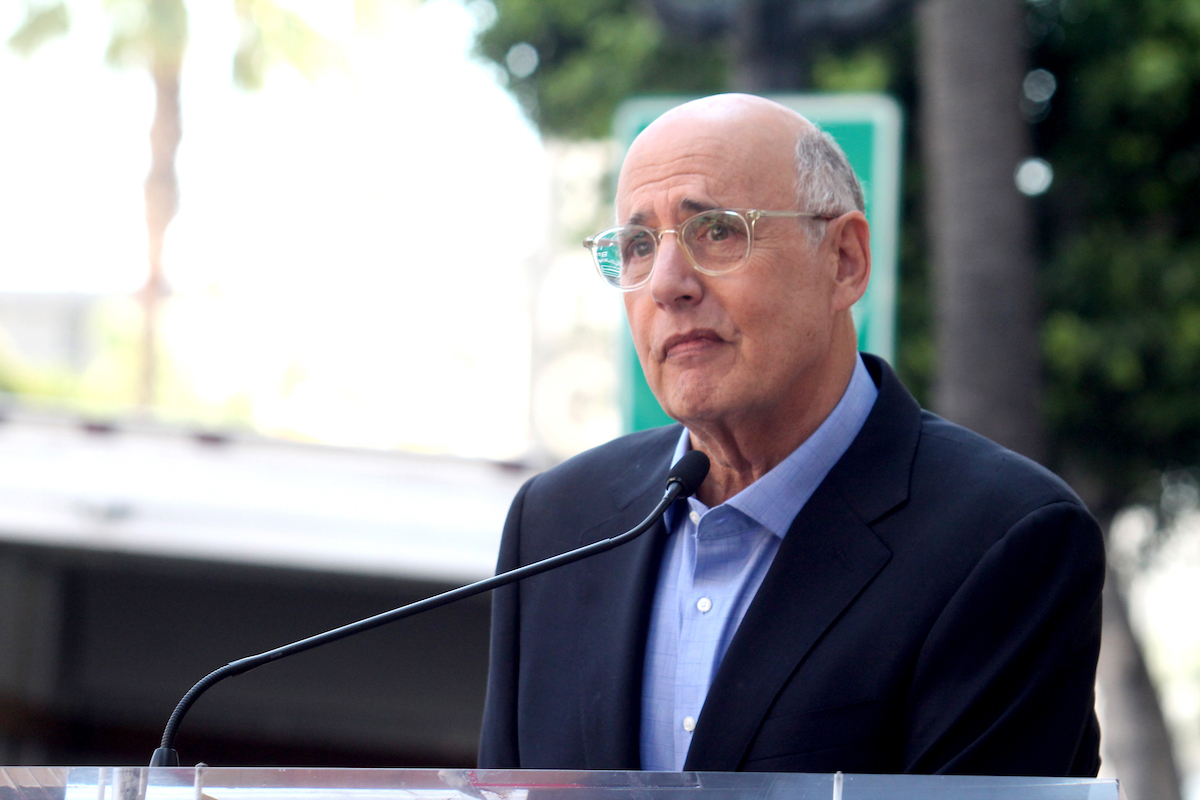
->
[661,330,724,359]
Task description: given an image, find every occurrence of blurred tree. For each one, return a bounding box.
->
[1031,1,1200,794]
[917,0,1043,463]
[6,0,336,409]
[1034,0,1200,516]
[474,0,918,135]
[474,0,726,137]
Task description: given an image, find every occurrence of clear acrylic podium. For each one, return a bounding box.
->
[0,767,1121,800]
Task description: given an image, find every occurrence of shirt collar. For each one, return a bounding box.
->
[669,353,879,538]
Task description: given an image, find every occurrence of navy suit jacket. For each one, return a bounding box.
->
[479,355,1103,775]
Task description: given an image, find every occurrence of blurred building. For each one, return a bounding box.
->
[0,408,534,766]
[0,139,627,768]
[0,293,99,372]
[527,140,625,462]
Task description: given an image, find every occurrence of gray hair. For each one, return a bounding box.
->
[794,126,865,246]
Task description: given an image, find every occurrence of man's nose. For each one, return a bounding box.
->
[649,232,703,305]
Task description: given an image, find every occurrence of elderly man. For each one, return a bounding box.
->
[479,94,1103,776]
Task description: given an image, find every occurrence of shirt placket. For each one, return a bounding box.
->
[672,506,736,768]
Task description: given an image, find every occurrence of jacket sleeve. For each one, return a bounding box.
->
[903,499,1105,776]
[477,477,534,768]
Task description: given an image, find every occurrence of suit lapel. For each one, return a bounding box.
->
[577,427,680,769]
[683,483,892,770]
[683,355,921,770]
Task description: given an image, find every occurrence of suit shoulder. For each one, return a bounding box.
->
[888,413,1105,616]
[914,411,1089,521]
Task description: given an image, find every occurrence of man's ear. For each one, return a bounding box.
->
[827,211,871,311]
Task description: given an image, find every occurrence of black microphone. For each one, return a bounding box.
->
[666,449,710,498]
[150,450,710,767]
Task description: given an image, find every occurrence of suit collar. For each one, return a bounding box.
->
[828,353,921,524]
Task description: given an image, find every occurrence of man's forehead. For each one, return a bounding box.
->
[618,151,734,218]
[616,129,794,222]
[619,136,733,188]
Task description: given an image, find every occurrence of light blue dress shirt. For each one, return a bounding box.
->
[639,354,879,771]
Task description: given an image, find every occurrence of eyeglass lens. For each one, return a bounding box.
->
[592,210,752,288]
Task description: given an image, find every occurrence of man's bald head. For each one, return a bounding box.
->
[618,94,863,234]
[626,93,816,163]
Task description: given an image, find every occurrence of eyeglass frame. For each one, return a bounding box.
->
[582,208,838,292]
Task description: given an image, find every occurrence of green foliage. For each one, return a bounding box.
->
[6,2,69,57]
[0,344,79,401]
[0,298,139,415]
[475,0,726,138]
[1042,230,1200,494]
[811,47,891,93]
[103,0,188,70]
[6,0,335,91]
[0,298,256,427]
[1032,0,1200,503]
[232,0,342,90]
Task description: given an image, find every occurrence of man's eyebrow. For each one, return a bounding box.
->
[681,198,719,215]
[627,198,718,227]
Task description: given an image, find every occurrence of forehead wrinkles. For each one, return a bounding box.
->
[618,151,751,222]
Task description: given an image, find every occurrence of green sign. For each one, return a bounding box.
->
[612,94,903,431]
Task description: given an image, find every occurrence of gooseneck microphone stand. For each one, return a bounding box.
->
[150,450,710,768]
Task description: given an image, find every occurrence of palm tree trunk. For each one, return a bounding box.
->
[140,62,182,409]
[916,0,1043,462]
[1098,566,1182,800]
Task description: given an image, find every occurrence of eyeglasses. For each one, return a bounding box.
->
[582,208,835,291]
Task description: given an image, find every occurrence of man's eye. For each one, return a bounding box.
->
[623,234,655,260]
[701,223,732,241]
[690,214,746,245]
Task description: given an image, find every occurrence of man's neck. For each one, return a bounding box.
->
[688,349,860,507]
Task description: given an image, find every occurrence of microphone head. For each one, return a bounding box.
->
[667,451,710,498]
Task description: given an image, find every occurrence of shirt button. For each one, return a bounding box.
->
[689,511,701,524]
[696,597,713,613]
[682,716,696,732]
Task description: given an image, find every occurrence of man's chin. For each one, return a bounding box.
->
[657,390,729,429]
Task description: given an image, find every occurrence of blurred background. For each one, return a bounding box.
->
[0,0,1198,799]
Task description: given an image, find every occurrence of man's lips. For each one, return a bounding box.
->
[661,330,725,359]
